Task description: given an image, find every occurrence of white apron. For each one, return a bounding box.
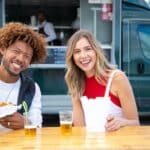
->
[80,70,123,132]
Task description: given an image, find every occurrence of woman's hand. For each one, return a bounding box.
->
[105,114,127,131]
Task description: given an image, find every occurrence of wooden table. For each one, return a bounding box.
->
[0,126,150,150]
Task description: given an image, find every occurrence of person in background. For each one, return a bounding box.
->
[0,22,47,131]
[72,7,80,32]
[37,10,57,45]
[65,29,139,131]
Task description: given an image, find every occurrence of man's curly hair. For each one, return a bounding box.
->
[0,22,47,63]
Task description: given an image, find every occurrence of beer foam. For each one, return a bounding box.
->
[60,121,72,125]
[24,125,36,129]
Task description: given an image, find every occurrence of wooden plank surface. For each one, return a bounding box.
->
[0,126,150,150]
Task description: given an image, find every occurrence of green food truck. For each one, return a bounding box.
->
[0,0,150,125]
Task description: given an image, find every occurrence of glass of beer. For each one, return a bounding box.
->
[23,112,37,136]
[59,110,72,135]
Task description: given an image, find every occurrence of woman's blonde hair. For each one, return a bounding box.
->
[65,29,115,98]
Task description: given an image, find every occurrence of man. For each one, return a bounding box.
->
[0,22,47,131]
[37,10,57,45]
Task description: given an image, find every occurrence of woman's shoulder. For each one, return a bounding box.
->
[111,70,130,88]
[109,70,129,95]
[109,69,128,84]
[111,69,126,78]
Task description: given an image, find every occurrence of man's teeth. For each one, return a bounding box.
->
[13,63,21,69]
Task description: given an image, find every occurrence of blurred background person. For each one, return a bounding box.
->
[37,10,57,45]
[72,7,80,33]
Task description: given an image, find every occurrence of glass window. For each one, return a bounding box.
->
[138,25,150,59]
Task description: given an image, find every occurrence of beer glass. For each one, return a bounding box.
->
[23,112,37,136]
[59,110,72,135]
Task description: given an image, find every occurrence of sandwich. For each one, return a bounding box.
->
[0,102,14,107]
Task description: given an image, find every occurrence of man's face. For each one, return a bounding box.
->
[37,13,45,23]
[1,41,33,77]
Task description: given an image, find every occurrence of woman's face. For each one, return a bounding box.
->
[73,37,96,77]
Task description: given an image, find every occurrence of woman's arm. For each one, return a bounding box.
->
[105,71,140,131]
[71,97,85,126]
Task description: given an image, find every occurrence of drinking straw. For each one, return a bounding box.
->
[22,101,28,116]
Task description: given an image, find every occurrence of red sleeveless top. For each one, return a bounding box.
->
[83,76,121,107]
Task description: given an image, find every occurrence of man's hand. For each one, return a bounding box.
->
[0,112,24,129]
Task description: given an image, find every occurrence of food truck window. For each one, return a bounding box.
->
[5,0,80,45]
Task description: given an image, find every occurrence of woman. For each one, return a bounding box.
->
[65,29,139,131]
